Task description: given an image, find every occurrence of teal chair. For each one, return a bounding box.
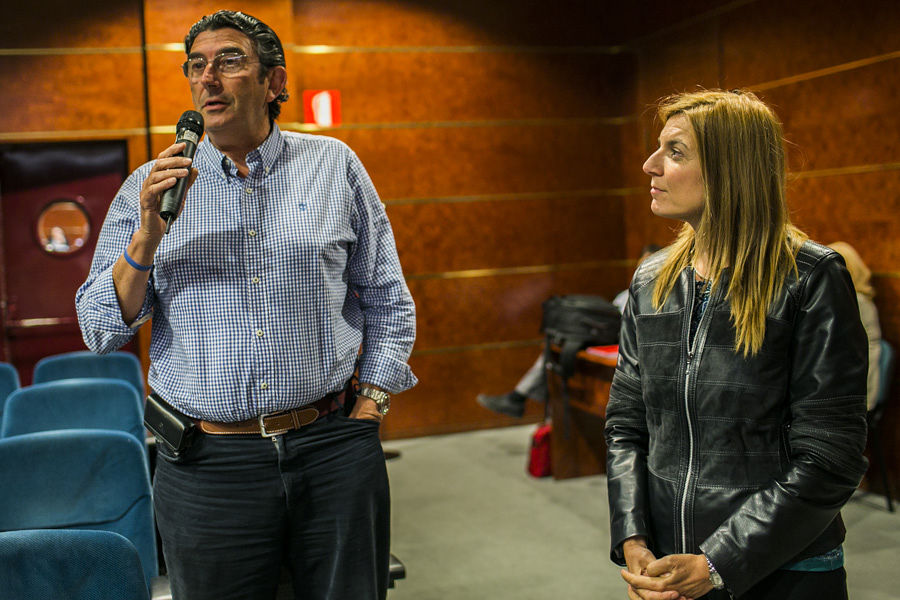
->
[0,429,158,588]
[0,529,150,600]
[0,378,148,467]
[33,350,144,397]
[0,362,21,420]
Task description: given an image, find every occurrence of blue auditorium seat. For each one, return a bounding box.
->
[0,378,148,466]
[0,429,158,588]
[33,350,144,397]
[0,529,150,600]
[0,362,20,420]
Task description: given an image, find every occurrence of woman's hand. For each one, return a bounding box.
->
[620,537,683,600]
[621,551,714,600]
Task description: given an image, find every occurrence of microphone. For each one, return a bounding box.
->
[159,110,204,234]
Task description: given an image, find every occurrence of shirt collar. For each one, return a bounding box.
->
[197,122,285,179]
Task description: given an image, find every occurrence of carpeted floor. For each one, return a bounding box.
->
[386,424,900,600]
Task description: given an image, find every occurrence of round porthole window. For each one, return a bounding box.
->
[36,198,91,256]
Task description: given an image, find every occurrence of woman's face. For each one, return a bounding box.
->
[642,113,705,230]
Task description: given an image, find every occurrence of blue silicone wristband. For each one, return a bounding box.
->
[123,248,153,272]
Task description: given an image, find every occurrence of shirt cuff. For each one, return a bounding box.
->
[358,353,418,394]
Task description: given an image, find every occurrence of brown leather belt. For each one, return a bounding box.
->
[196,391,345,437]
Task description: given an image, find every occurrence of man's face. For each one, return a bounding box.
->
[186,28,274,138]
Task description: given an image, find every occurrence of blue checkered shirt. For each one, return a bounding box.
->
[76,125,417,421]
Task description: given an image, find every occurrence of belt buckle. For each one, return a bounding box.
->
[258,414,281,438]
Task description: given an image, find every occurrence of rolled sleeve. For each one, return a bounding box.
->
[75,166,155,354]
[346,151,417,394]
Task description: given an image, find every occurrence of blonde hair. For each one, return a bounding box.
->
[828,241,874,297]
[651,89,807,356]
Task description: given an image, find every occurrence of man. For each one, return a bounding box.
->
[76,10,416,600]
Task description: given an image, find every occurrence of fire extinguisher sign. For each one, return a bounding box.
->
[302,90,342,127]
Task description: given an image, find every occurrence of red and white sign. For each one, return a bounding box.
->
[302,89,341,127]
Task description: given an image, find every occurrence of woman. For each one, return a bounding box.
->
[828,241,882,411]
[605,90,868,600]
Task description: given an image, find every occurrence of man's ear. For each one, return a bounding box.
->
[266,66,287,103]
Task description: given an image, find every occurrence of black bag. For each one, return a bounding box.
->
[541,294,620,436]
[541,294,620,383]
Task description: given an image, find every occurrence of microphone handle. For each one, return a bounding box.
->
[159,137,199,233]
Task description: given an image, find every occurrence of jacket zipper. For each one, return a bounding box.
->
[680,347,695,553]
[679,272,712,553]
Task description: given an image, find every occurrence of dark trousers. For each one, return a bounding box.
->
[703,567,848,600]
[153,413,390,600]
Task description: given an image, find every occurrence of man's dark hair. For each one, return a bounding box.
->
[185,10,289,122]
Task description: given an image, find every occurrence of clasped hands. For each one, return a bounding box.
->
[621,537,714,600]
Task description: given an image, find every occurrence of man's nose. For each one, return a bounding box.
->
[199,62,220,85]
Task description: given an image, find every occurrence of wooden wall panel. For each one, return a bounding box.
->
[292,0,738,48]
[787,171,900,270]
[381,344,547,440]
[328,124,623,200]
[143,1,294,45]
[145,50,195,128]
[759,62,900,173]
[408,267,631,351]
[388,195,625,274]
[0,1,142,48]
[635,19,720,110]
[293,52,634,123]
[0,55,145,134]
[720,0,900,87]
[294,0,631,47]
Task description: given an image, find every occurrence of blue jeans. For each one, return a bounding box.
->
[153,413,390,600]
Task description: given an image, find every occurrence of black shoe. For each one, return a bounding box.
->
[477,392,526,418]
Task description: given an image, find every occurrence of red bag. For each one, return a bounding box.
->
[527,423,553,477]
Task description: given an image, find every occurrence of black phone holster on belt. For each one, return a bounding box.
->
[144,392,197,456]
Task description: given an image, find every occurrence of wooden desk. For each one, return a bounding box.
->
[546,347,616,480]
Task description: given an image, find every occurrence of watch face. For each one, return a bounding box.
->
[360,388,390,415]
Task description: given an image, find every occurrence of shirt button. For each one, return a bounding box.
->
[260,382,269,390]
[264,166,270,173]
[249,230,257,237]
[251,276,260,284]
[256,329,264,338]
[245,188,253,194]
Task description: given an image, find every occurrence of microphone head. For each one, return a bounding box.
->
[176,110,204,136]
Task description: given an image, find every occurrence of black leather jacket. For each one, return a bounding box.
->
[605,241,868,597]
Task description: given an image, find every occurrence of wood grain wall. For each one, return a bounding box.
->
[1,2,898,495]
[625,0,900,494]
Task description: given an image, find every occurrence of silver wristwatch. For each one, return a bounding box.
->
[358,386,391,416]
[705,555,725,590]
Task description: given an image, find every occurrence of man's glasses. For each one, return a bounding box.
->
[181,52,258,81]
